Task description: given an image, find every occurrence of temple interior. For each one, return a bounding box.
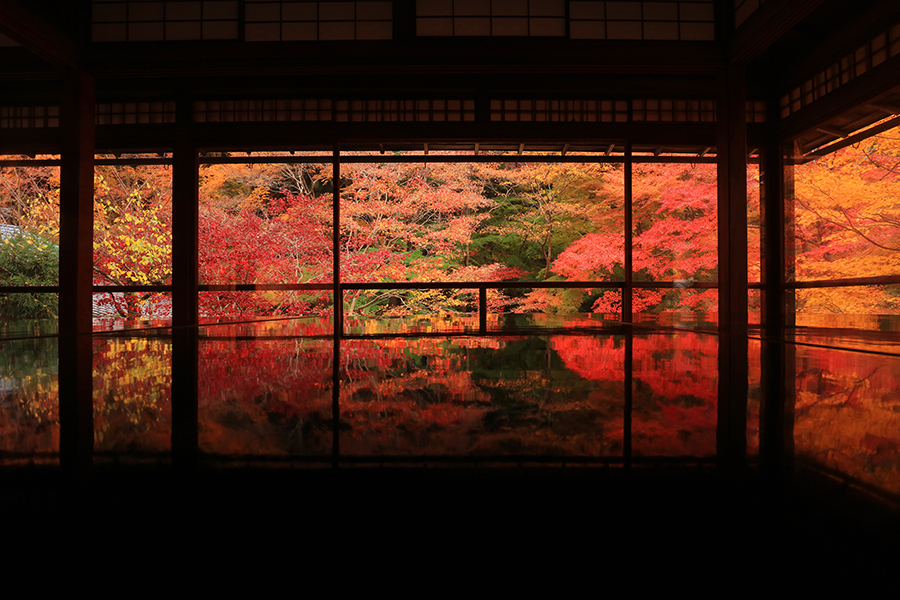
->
[2,0,900,553]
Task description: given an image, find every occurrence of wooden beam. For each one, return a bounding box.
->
[775,55,900,143]
[85,121,718,153]
[0,0,80,69]
[865,103,900,114]
[806,114,900,157]
[729,0,827,64]
[82,38,723,80]
[333,144,343,338]
[815,125,846,137]
[764,0,900,96]
[172,144,199,329]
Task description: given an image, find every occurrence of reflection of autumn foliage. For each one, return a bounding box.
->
[0,337,58,457]
[10,316,897,494]
[553,332,718,457]
[794,346,900,495]
[93,336,171,453]
[632,333,718,457]
[340,330,717,458]
[550,335,625,383]
[198,336,334,456]
[341,338,493,455]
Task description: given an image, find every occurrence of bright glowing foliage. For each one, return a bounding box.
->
[1,131,899,320]
[793,131,900,313]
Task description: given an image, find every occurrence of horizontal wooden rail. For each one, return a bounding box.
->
[787,275,900,288]
[0,154,748,168]
[1,280,736,294]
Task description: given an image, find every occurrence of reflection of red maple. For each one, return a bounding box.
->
[550,336,625,382]
[552,332,719,457]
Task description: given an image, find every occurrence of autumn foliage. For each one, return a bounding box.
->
[793,131,900,313]
[3,128,899,319]
[1,142,899,482]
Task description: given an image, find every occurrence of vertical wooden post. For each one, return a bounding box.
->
[624,327,633,469]
[784,143,798,330]
[623,142,634,468]
[783,150,797,470]
[760,140,786,479]
[623,142,633,325]
[332,144,341,465]
[479,287,487,333]
[171,111,199,471]
[58,70,95,473]
[333,145,343,337]
[716,65,749,471]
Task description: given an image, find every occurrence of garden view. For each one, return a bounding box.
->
[0,131,899,491]
[2,130,899,321]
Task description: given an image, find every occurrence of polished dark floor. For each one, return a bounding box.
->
[3,462,898,566]
[3,317,899,566]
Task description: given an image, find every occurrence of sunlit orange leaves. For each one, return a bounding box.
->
[794,126,900,313]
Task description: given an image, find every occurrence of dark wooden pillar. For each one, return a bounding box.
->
[171,127,199,471]
[716,65,749,470]
[332,144,343,336]
[623,141,633,325]
[58,70,95,472]
[623,142,633,468]
[332,144,341,465]
[759,138,794,482]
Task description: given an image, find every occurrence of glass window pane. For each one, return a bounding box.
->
[748,163,761,283]
[198,291,333,323]
[94,163,172,288]
[0,164,60,290]
[92,291,171,330]
[796,285,900,316]
[794,126,900,282]
[632,163,718,284]
[633,288,719,330]
[199,163,333,288]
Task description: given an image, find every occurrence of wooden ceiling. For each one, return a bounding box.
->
[1,0,900,154]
